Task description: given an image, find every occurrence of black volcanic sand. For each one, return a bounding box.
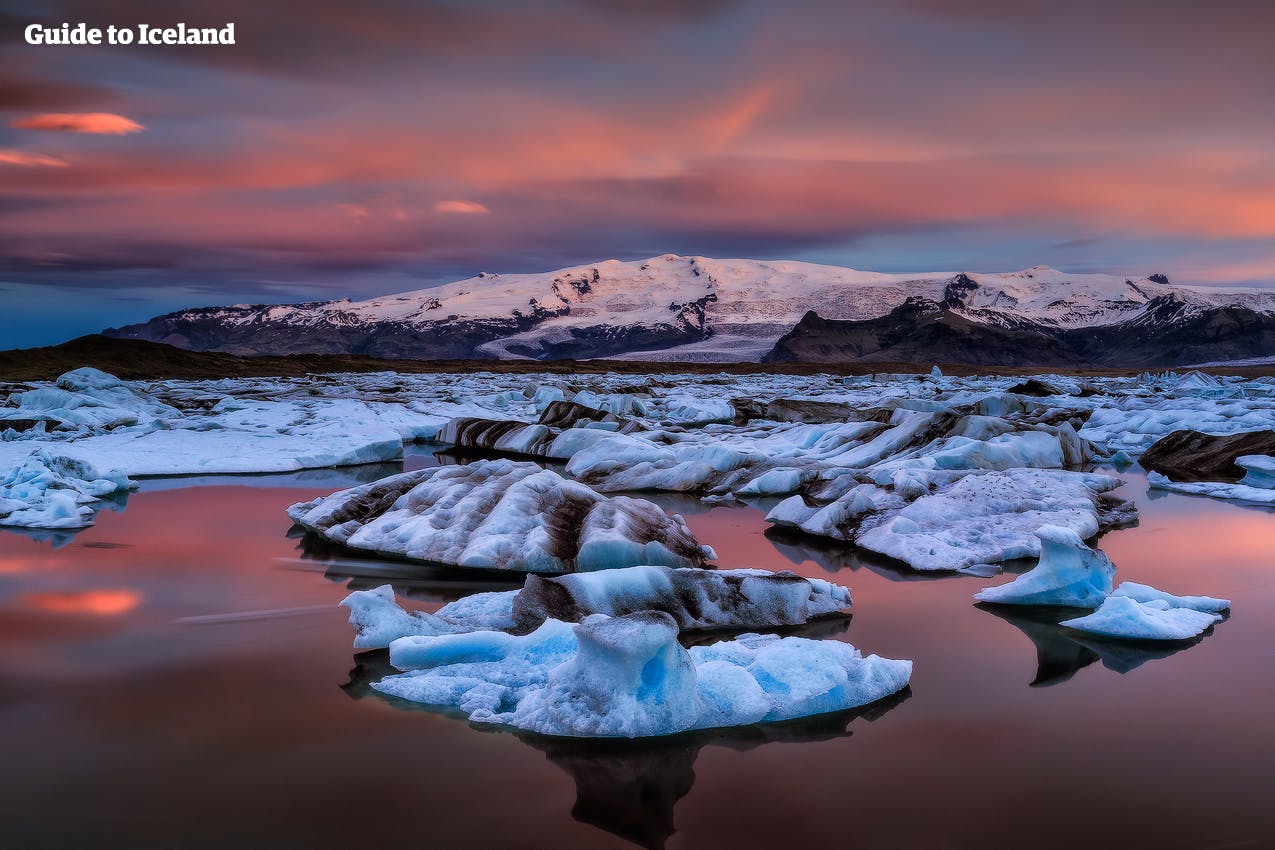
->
[3,335,1274,382]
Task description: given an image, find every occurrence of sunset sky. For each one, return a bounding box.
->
[3,0,1275,346]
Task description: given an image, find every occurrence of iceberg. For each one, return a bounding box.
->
[375,610,912,738]
[512,566,850,631]
[1147,458,1275,504]
[289,459,716,573]
[341,584,519,648]
[0,367,179,433]
[0,448,135,529]
[1060,596,1222,641]
[855,470,1128,572]
[973,525,1116,607]
[341,566,852,647]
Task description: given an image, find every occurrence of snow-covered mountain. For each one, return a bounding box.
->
[103,254,1275,365]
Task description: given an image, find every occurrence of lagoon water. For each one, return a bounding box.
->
[2,448,1272,849]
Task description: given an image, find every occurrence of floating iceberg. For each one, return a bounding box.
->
[1147,457,1275,504]
[0,448,135,529]
[1060,596,1222,641]
[852,470,1128,572]
[341,566,851,647]
[341,584,519,647]
[512,566,850,631]
[374,610,912,738]
[290,459,715,573]
[973,525,1116,606]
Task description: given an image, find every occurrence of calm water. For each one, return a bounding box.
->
[2,452,1273,849]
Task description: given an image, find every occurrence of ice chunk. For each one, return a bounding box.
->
[289,459,715,573]
[1147,471,1275,505]
[1238,454,1275,489]
[1060,596,1222,641]
[736,467,810,496]
[374,611,911,738]
[1110,581,1230,613]
[493,611,703,737]
[973,525,1116,607]
[1,367,179,433]
[857,470,1127,572]
[513,566,850,631]
[340,585,519,648]
[0,448,135,529]
[341,567,851,647]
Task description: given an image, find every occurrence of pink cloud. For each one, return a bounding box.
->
[12,112,144,134]
[433,199,490,214]
[0,149,67,167]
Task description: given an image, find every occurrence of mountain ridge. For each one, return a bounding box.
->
[102,254,1275,366]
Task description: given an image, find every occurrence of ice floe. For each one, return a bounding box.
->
[1060,596,1222,641]
[288,459,715,573]
[373,610,911,738]
[0,448,135,529]
[1110,581,1230,614]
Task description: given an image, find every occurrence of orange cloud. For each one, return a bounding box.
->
[12,112,144,134]
[433,199,489,214]
[22,589,142,616]
[0,149,67,167]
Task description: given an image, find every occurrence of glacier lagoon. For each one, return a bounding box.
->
[1,444,1271,849]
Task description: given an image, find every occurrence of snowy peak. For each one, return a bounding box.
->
[104,254,1275,364]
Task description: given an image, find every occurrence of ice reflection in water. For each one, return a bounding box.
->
[343,647,907,850]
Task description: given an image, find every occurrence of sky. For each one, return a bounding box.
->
[2,0,1275,347]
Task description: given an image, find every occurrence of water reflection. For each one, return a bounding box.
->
[343,650,909,850]
[976,602,1210,685]
[761,525,987,582]
[287,534,523,603]
[518,692,911,850]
